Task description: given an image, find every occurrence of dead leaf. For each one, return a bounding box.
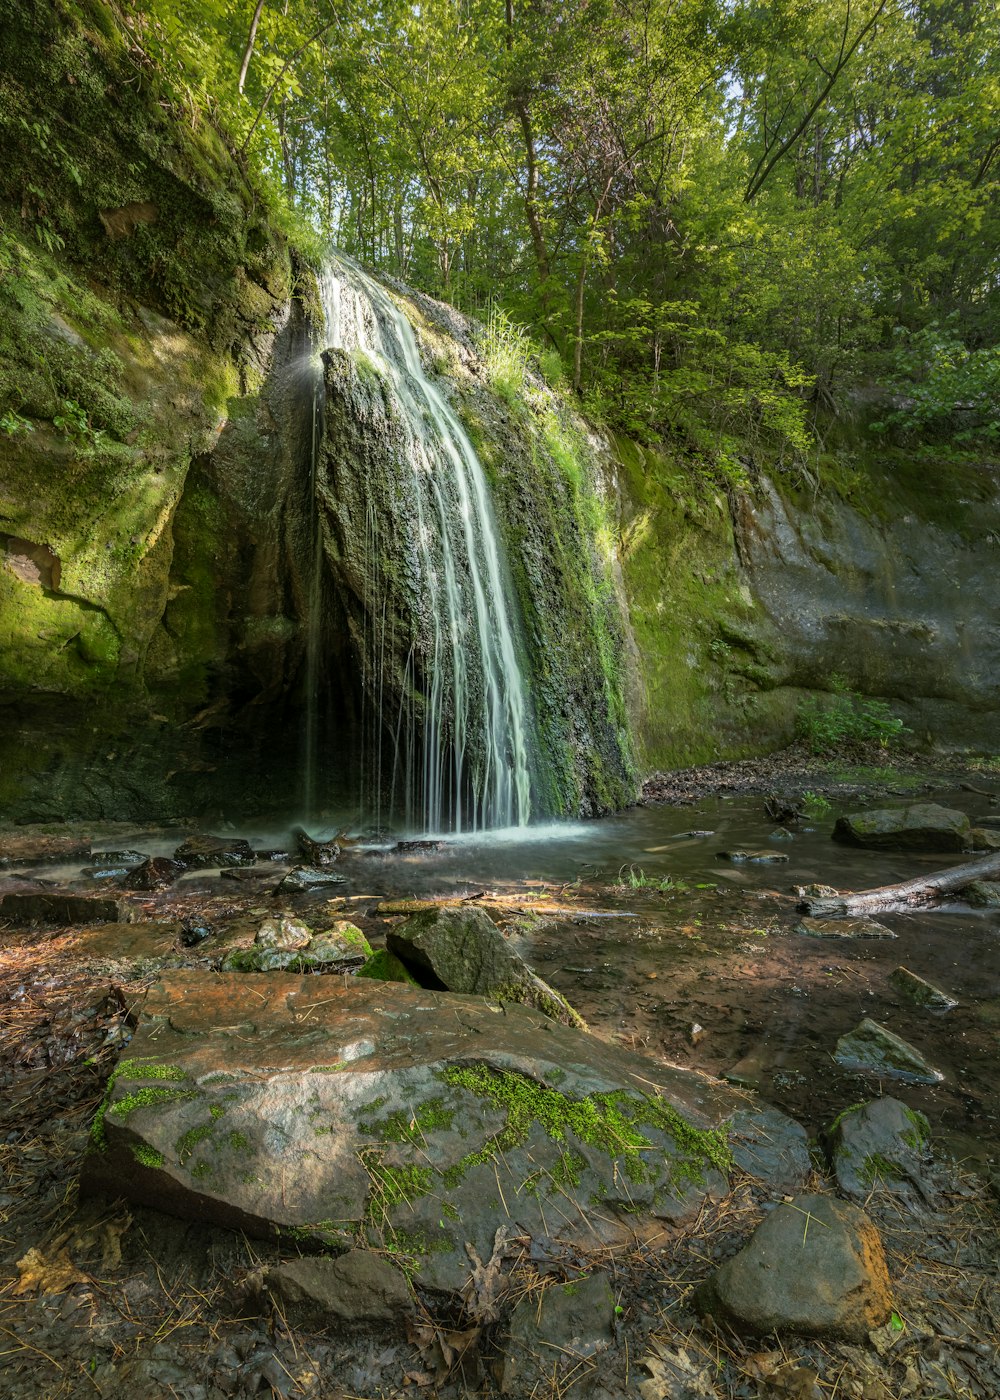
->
[15,1246,87,1295]
[462,1224,518,1323]
[638,1340,718,1400]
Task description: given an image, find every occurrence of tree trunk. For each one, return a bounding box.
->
[800,851,1000,917]
[238,0,267,95]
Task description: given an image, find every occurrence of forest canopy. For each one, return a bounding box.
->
[119,0,1000,462]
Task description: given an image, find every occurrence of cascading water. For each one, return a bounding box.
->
[314,257,533,834]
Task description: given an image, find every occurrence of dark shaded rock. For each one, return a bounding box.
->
[765,796,803,824]
[833,804,970,852]
[253,848,291,863]
[264,1251,411,1326]
[795,916,896,940]
[82,863,138,882]
[499,1272,615,1395]
[824,1099,934,1208]
[275,866,347,892]
[294,828,341,866]
[0,891,132,925]
[695,1194,892,1341]
[889,966,957,1011]
[964,879,1000,907]
[174,835,256,869]
[833,1018,943,1084]
[355,949,420,984]
[181,918,214,948]
[717,849,789,863]
[122,857,186,891]
[727,1107,811,1194]
[387,904,585,1027]
[395,839,445,853]
[219,866,277,882]
[83,971,796,1294]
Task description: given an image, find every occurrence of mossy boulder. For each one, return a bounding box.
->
[386,905,585,1028]
[833,804,971,852]
[823,1098,935,1209]
[82,971,804,1297]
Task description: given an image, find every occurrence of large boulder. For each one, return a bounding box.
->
[695,1194,892,1341]
[82,971,799,1296]
[386,905,585,1028]
[832,804,970,852]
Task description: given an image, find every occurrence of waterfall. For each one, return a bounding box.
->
[314,258,533,834]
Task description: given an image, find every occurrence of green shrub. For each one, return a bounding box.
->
[797,677,909,756]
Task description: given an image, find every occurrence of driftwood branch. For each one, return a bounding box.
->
[800,851,1000,917]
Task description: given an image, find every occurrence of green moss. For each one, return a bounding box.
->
[438,1065,731,1190]
[359,1097,455,1144]
[130,1143,165,1169]
[176,1122,215,1165]
[115,1060,188,1082]
[356,949,421,984]
[109,1086,199,1119]
[860,1153,908,1186]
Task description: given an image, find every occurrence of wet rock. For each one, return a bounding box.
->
[220,919,370,973]
[220,866,278,883]
[355,949,420,984]
[963,879,1000,907]
[727,1106,812,1193]
[717,849,789,863]
[275,866,347,892]
[174,835,256,869]
[0,891,132,925]
[795,883,838,898]
[499,1272,615,1395]
[889,966,957,1011]
[795,916,896,940]
[122,857,186,891]
[181,918,214,948]
[91,849,147,866]
[824,1099,934,1208]
[969,827,1000,852]
[264,1251,411,1326]
[83,970,794,1295]
[695,1194,892,1341]
[834,1018,943,1084]
[395,838,445,853]
[386,904,586,1028]
[293,828,341,866]
[833,804,970,852]
[676,829,715,838]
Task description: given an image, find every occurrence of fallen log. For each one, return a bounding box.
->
[799,851,1000,916]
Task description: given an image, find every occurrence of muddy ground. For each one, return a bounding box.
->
[1,752,999,1399]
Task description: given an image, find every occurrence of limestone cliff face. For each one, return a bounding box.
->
[618,444,1000,767]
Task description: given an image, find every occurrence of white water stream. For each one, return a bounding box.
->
[314,259,532,833]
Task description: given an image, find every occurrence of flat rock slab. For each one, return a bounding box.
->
[795,917,896,940]
[0,892,134,925]
[970,828,1000,852]
[0,833,92,864]
[833,804,970,852]
[82,971,794,1296]
[717,850,789,864]
[696,1193,892,1341]
[834,1018,943,1084]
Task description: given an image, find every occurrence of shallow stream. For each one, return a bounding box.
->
[12,788,1000,1166]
